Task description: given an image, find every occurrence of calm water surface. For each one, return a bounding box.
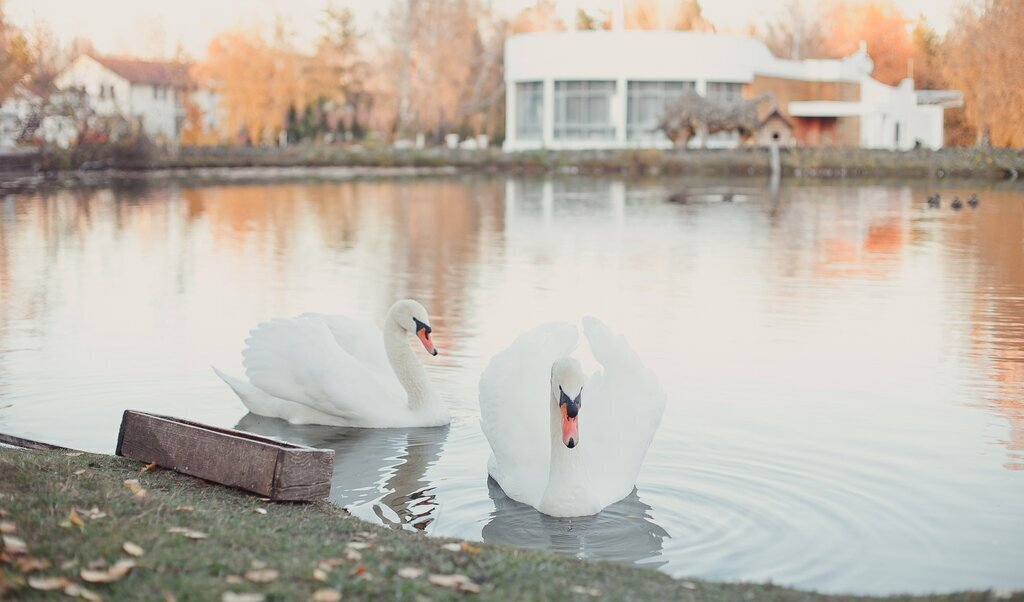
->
[1,176,1023,594]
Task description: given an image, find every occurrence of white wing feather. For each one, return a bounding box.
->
[479,322,579,507]
[582,316,666,506]
[242,315,405,424]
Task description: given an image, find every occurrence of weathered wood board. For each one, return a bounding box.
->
[115,410,334,501]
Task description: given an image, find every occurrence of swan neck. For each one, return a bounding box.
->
[544,392,589,497]
[383,321,431,409]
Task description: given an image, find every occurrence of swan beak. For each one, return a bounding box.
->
[561,403,579,448]
[417,327,438,356]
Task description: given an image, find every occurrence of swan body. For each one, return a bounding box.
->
[215,300,449,428]
[479,318,666,517]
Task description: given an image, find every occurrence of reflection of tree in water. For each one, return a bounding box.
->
[482,478,669,569]
[235,413,448,530]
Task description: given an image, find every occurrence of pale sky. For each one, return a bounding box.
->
[7,0,959,60]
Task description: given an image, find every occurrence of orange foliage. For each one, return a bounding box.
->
[511,0,565,34]
[824,1,913,86]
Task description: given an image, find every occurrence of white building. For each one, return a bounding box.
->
[503,31,961,152]
[54,54,217,144]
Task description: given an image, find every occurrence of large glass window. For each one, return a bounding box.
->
[627,81,695,142]
[515,81,543,141]
[553,81,615,141]
[705,82,743,103]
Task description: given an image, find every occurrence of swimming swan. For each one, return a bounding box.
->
[214,299,449,428]
[479,318,666,517]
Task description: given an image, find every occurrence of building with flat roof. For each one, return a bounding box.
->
[503,31,961,152]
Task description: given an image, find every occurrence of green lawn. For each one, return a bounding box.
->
[0,448,1017,601]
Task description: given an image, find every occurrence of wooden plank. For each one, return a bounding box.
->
[0,432,71,451]
[116,410,334,501]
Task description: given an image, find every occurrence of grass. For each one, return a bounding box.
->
[0,448,1020,601]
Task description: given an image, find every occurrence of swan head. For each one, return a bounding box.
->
[389,299,438,356]
[551,357,585,449]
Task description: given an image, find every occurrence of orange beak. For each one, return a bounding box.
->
[417,327,437,356]
[561,404,579,448]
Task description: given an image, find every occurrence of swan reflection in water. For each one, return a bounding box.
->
[235,413,448,531]
[481,478,670,569]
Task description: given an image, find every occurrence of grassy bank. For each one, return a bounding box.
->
[6,145,1022,188]
[0,448,1019,601]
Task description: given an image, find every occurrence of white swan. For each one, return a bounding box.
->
[214,299,450,428]
[479,317,666,517]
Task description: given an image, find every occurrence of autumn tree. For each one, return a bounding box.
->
[0,0,31,101]
[757,0,829,60]
[510,0,565,34]
[824,1,913,85]
[942,0,1024,147]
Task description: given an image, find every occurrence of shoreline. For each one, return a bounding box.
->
[1,147,1022,192]
[1,447,1021,601]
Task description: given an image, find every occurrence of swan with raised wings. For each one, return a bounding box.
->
[214,299,449,428]
[479,317,666,517]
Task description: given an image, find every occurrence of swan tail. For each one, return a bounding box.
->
[212,366,278,416]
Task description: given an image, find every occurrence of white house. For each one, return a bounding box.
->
[54,54,217,144]
[503,31,962,151]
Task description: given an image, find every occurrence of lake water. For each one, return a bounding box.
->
[1,175,1023,595]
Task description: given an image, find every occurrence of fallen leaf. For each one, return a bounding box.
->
[244,569,279,583]
[162,590,178,602]
[69,509,85,527]
[441,543,462,552]
[65,452,84,457]
[461,542,481,554]
[0,521,14,534]
[78,507,106,520]
[350,566,366,577]
[0,508,7,516]
[122,479,146,498]
[63,582,103,601]
[397,567,423,579]
[257,498,272,503]
[344,549,361,561]
[429,573,480,594]
[345,541,371,550]
[681,581,697,590]
[27,575,71,590]
[73,469,87,476]
[316,559,345,571]
[141,462,157,473]
[167,527,208,540]
[122,542,145,557]
[311,588,341,602]
[174,506,194,513]
[224,575,245,584]
[570,585,602,597]
[60,559,79,570]
[80,559,136,583]
[312,568,328,581]
[2,534,28,555]
[15,556,51,573]
[221,593,265,602]
[250,560,267,570]
[251,508,267,515]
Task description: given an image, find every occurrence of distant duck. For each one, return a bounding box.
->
[968,194,979,208]
[927,194,940,207]
[668,191,689,204]
[951,196,963,210]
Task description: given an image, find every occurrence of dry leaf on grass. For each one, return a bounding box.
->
[344,549,361,561]
[78,507,107,520]
[122,542,145,557]
[243,569,279,583]
[60,559,79,570]
[64,582,103,601]
[221,593,265,602]
[65,452,83,457]
[27,575,71,590]
[397,567,423,579]
[460,542,481,554]
[681,581,697,590]
[224,575,245,584]
[15,556,51,573]
[311,588,342,602]
[345,541,371,550]
[316,559,345,571]
[141,462,157,473]
[441,543,462,552]
[251,508,267,515]
[0,521,15,534]
[312,568,328,581]
[68,509,85,527]
[2,534,28,555]
[73,469,87,476]
[569,585,602,597]
[167,527,208,540]
[174,506,194,513]
[122,479,146,498]
[80,559,136,583]
[428,573,481,594]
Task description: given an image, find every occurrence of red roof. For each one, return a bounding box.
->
[88,55,192,87]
